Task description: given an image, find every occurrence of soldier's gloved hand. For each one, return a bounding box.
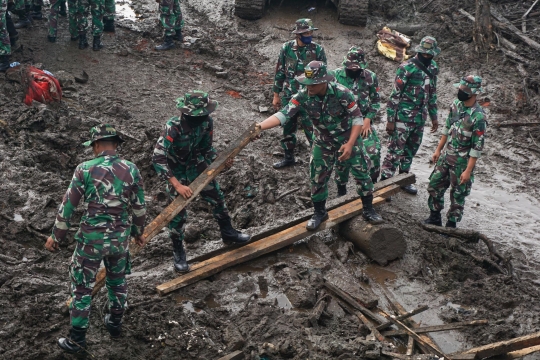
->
[430,119,439,133]
[272,93,281,111]
[45,237,59,252]
[386,122,395,136]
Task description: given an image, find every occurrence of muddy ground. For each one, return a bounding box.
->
[1,0,540,359]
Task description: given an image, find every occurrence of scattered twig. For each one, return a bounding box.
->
[275,187,300,202]
[523,0,540,33]
[418,0,436,12]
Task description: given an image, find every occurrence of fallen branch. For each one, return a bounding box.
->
[489,344,540,359]
[376,305,429,331]
[274,187,300,202]
[491,6,540,51]
[309,292,329,328]
[382,320,488,337]
[522,0,540,33]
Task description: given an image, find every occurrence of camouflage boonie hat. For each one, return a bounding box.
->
[292,18,318,34]
[453,75,484,95]
[176,90,218,116]
[82,124,124,147]
[343,46,367,70]
[296,61,334,85]
[415,36,441,56]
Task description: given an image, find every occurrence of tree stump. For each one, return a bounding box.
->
[474,0,493,52]
[339,217,406,266]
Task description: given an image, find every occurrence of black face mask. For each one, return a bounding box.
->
[345,69,361,79]
[457,90,472,102]
[418,54,432,66]
[183,114,209,127]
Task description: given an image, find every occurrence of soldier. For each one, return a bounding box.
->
[257,61,383,230]
[331,46,381,197]
[152,91,250,273]
[44,124,147,354]
[75,0,106,50]
[381,36,440,195]
[272,18,327,169]
[0,0,11,72]
[47,0,78,42]
[424,76,486,228]
[103,0,114,32]
[155,0,183,51]
[12,0,31,28]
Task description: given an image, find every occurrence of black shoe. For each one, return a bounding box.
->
[306,201,328,230]
[14,17,32,29]
[104,313,122,338]
[57,327,87,354]
[424,210,442,226]
[31,6,42,19]
[401,184,418,195]
[155,35,175,51]
[273,150,296,169]
[173,29,183,41]
[361,195,384,224]
[0,55,11,72]
[172,237,189,273]
[337,184,347,197]
[47,35,56,43]
[218,218,251,245]
[103,18,115,33]
[9,34,18,46]
[93,35,103,51]
[78,34,89,49]
[59,1,67,16]
[445,220,457,228]
[379,175,392,202]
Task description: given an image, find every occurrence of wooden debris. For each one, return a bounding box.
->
[382,320,488,336]
[406,336,415,356]
[490,7,540,51]
[495,122,540,128]
[452,331,540,359]
[333,297,386,343]
[309,293,329,328]
[217,350,244,360]
[323,279,381,314]
[274,187,300,202]
[522,0,539,33]
[490,344,540,359]
[473,0,493,52]
[376,305,429,331]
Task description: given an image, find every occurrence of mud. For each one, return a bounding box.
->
[2,0,540,359]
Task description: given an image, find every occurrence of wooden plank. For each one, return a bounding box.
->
[334,297,386,343]
[406,336,415,356]
[489,344,540,359]
[156,185,401,295]
[376,305,429,331]
[323,279,382,315]
[382,320,488,336]
[452,331,540,359]
[217,350,244,360]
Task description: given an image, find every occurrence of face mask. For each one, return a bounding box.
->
[183,114,209,127]
[418,54,432,66]
[345,69,361,79]
[300,35,312,44]
[457,90,472,102]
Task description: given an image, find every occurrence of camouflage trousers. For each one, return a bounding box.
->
[335,127,381,186]
[1,0,10,56]
[104,0,114,20]
[14,0,41,11]
[159,0,183,37]
[76,0,104,36]
[427,158,473,223]
[311,142,373,203]
[69,239,131,329]
[48,0,77,38]
[381,121,424,179]
[281,98,313,152]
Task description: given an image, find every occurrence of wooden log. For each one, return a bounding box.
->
[156,185,402,296]
[458,9,517,52]
[495,121,540,128]
[381,320,489,337]
[452,331,540,359]
[489,344,540,359]
[323,279,381,314]
[217,350,244,360]
[376,305,429,331]
[339,218,406,266]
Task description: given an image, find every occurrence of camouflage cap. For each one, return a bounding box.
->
[292,18,318,34]
[343,46,367,70]
[82,124,125,147]
[176,90,218,116]
[453,75,484,95]
[414,36,441,56]
[296,61,334,85]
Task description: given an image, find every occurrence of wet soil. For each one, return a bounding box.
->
[2,0,540,359]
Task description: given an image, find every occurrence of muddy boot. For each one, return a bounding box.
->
[445,220,456,228]
[93,35,103,51]
[155,35,175,51]
[399,171,417,195]
[31,5,43,20]
[47,35,56,43]
[6,12,18,46]
[337,184,347,197]
[306,201,328,230]
[104,312,122,338]
[379,175,392,202]
[361,195,384,224]
[14,12,32,29]
[172,237,189,273]
[218,218,251,245]
[59,0,67,16]
[424,210,442,227]
[103,18,115,33]
[78,33,89,49]
[173,29,182,41]
[0,55,11,72]
[57,327,87,354]
[273,149,295,169]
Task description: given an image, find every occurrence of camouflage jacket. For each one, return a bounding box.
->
[51,150,146,244]
[387,58,438,124]
[441,99,486,167]
[273,40,327,100]
[275,82,363,150]
[332,67,381,121]
[152,115,218,181]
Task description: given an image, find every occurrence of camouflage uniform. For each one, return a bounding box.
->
[381,36,440,179]
[76,0,104,36]
[104,0,114,21]
[51,125,146,329]
[428,76,486,223]
[48,0,78,38]
[0,0,10,56]
[331,46,381,186]
[273,19,327,151]
[159,0,183,37]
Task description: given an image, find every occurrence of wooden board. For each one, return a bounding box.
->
[452,331,540,359]
[489,344,540,359]
[156,184,401,295]
[381,320,488,336]
[376,305,429,331]
[217,350,244,360]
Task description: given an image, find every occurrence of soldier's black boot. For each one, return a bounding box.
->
[273,149,295,169]
[31,5,43,20]
[104,312,123,338]
[14,10,32,29]
[379,175,392,202]
[92,35,103,51]
[445,220,457,228]
[173,29,182,41]
[6,12,19,46]
[337,184,347,197]
[78,33,89,49]
[399,170,417,195]
[59,0,67,16]
[306,201,328,230]
[0,55,11,72]
[103,18,115,32]
[172,236,189,273]
[361,195,384,224]
[155,35,175,51]
[57,326,87,354]
[424,210,442,227]
[218,217,251,245]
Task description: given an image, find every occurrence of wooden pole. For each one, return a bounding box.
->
[376,305,429,331]
[382,320,489,336]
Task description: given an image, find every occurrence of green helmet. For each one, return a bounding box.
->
[82,124,124,147]
[296,61,334,85]
[343,46,367,70]
[453,75,484,95]
[415,36,441,56]
[292,18,318,34]
[176,90,218,116]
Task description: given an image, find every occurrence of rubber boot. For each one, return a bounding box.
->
[0,55,11,72]
[14,10,32,29]
[399,170,417,195]
[31,5,42,20]
[57,327,87,354]
[424,210,442,227]
[173,29,182,41]
[445,220,457,228]
[155,35,175,51]
[104,312,123,338]
[337,184,347,197]
[361,195,384,224]
[379,175,392,202]
[217,218,251,245]
[172,237,189,273]
[93,35,103,51]
[103,18,115,33]
[78,33,89,49]
[306,201,328,230]
[59,0,67,16]
[6,12,19,46]
[273,149,295,169]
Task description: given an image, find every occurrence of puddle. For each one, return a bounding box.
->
[364,264,397,285]
[174,294,221,312]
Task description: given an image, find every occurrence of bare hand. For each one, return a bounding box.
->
[134,234,145,247]
[361,119,372,139]
[386,122,395,136]
[225,158,234,169]
[431,150,441,164]
[272,93,281,111]
[251,124,263,141]
[460,170,471,185]
[175,183,193,199]
[338,143,354,162]
[430,119,439,133]
[45,237,59,252]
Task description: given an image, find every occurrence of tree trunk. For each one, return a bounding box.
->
[474,0,493,52]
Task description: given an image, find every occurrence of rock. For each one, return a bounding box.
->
[259,106,269,113]
[364,349,381,359]
[216,71,228,79]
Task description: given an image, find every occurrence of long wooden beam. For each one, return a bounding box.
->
[376,305,429,331]
[156,184,401,296]
[489,344,540,359]
[381,320,488,337]
[452,331,540,359]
